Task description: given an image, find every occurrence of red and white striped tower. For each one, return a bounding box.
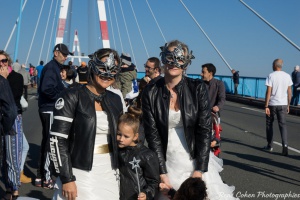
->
[97,0,110,48]
[55,0,70,45]
[71,30,82,63]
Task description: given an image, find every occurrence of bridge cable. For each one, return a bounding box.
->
[240,0,300,51]
[65,0,74,48]
[118,0,137,68]
[4,0,28,51]
[38,0,54,64]
[179,0,233,71]
[25,0,46,65]
[46,0,60,62]
[106,0,117,49]
[145,0,167,43]
[129,0,149,58]
[111,0,123,52]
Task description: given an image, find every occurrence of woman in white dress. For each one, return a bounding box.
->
[48,48,123,200]
[142,40,238,200]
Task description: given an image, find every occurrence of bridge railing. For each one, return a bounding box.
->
[137,72,298,104]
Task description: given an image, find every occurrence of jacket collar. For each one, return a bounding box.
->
[174,75,185,93]
[83,86,107,103]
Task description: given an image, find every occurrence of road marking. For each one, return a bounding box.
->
[241,107,264,113]
[273,141,300,154]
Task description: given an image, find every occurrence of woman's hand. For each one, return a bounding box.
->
[62,181,77,200]
[159,174,172,196]
[0,66,9,79]
[137,192,146,200]
[192,170,203,178]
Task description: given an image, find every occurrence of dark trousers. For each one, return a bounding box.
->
[266,105,288,147]
[290,86,300,106]
[37,111,52,180]
[234,83,238,95]
[23,85,28,101]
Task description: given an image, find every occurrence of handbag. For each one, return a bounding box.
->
[20,95,28,111]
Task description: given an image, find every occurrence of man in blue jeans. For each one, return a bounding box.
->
[264,59,293,156]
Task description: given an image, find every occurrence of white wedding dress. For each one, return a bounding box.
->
[53,111,119,200]
[157,109,238,200]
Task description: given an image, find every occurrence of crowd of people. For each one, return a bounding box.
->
[0,38,298,200]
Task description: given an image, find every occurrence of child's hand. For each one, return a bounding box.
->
[211,140,217,147]
[137,192,146,200]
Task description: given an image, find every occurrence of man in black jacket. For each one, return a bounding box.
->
[36,43,73,188]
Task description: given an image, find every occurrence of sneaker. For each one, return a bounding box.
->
[282,146,288,156]
[35,178,42,187]
[263,145,273,152]
[43,179,55,189]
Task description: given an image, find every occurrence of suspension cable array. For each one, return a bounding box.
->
[25,0,46,65]
[179,0,233,71]
[129,0,149,58]
[118,0,136,67]
[38,0,54,64]
[46,0,60,62]
[106,0,117,49]
[4,0,28,51]
[111,0,123,52]
[240,0,300,52]
[145,0,167,43]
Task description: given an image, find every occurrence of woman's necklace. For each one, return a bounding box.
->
[166,85,177,106]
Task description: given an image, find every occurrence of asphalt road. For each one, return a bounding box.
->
[1,88,299,200]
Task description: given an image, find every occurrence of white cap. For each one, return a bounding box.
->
[295,65,300,71]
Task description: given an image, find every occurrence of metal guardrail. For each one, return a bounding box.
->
[137,72,300,116]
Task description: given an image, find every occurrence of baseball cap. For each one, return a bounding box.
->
[53,43,73,55]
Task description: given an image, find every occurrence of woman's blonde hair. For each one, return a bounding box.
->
[0,50,12,66]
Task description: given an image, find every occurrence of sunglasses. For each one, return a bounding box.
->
[144,65,155,70]
[0,59,8,64]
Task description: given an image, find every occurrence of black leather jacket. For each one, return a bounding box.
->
[142,76,211,174]
[0,75,17,134]
[49,86,123,184]
[118,143,160,200]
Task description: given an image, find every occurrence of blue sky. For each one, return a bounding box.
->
[1,0,300,78]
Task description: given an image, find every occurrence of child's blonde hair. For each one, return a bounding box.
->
[118,106,142,134]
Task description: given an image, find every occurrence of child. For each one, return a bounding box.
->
[117,106,160,200]
[211,112,221,157]
[159,177,207,200]
[173,177,208,200]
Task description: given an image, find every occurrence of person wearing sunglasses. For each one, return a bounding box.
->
[36,43,73,188]
[0,50,22,200]
[49,48,123,200]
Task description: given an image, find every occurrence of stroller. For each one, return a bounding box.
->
[211,112,222,157]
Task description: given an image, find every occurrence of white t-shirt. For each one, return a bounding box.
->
[265,71,293,106]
